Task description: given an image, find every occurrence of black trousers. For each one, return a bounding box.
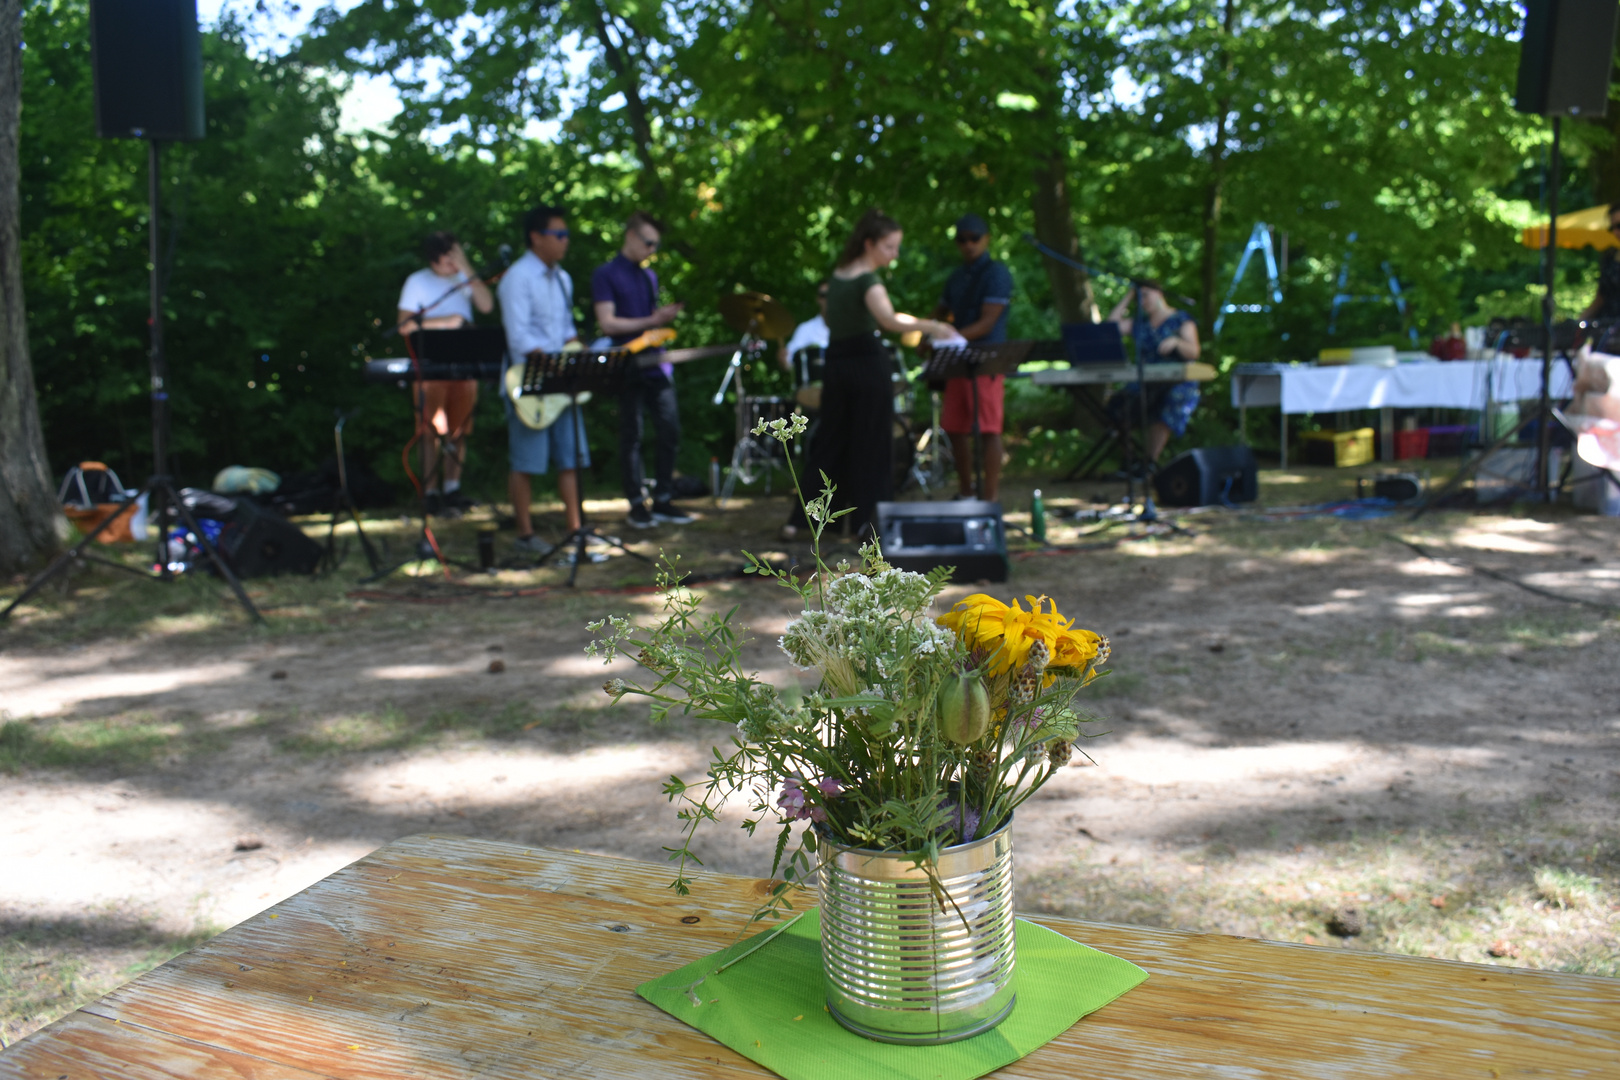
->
[789,333,893,532]
[619,373,680,504]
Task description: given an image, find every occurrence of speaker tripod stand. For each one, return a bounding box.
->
[3,140,263,626]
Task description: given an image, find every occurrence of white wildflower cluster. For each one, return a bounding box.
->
[585,615,635,662]
[736,685,810,743]
[751,412,811,443]
[778,562,960,705]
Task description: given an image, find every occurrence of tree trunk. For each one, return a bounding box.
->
[591,0,667,205]
[1030,150,1105,434]
[1199,108,1228,333]
[0,0,63,574]
[1198,0,1236,334]
[1592,46,1620,205]
[1029,150,1098,325]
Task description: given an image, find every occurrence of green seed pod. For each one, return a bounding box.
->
[938,672,991,745]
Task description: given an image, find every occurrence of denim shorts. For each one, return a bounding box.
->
[506,402,590,474]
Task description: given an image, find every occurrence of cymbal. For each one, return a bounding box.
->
[719,291,795,339]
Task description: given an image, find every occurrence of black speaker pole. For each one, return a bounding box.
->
[148,139,172,580]
[1536,116,1560,502]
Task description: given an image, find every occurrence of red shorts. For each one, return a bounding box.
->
[417,379,478,437]
[941,374,1005,435]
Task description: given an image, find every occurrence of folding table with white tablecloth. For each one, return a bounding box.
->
[1230,359,1576,467]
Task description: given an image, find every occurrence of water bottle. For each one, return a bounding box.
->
[709,456,721,501]
[1031,488,1047,543]
[477,529,496,573]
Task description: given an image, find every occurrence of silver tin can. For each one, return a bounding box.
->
[818,821,1016,1044]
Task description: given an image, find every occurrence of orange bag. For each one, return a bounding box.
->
[59,461,145,543]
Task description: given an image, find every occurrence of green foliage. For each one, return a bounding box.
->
[18,0,1574,496]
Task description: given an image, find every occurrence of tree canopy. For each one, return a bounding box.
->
[15,0,1590,491]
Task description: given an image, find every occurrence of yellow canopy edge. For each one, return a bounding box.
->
[1521,203,1620,250]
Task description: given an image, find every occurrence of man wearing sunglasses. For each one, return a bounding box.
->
[592,211,689,528]
[932,213,1015,501]
[498,204,601,562]
[1580,207,1620,326]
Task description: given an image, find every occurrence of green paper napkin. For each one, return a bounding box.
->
[637,910,1148,1080]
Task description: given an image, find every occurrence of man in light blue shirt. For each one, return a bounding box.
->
[498,205,590,555]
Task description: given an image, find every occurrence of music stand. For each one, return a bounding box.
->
[919,341,1032,498]
[515,346,653,587]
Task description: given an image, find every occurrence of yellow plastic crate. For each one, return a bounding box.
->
[1300,427,1376,468]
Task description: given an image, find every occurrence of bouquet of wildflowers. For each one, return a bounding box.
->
[587,414,1111,911]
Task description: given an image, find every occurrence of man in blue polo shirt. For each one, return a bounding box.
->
[932,213,1014,501]
[592,211,688,528]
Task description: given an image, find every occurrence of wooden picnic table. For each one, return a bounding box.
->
[1,833,1614,1078]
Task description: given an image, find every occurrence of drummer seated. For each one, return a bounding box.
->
[781,281,831,372]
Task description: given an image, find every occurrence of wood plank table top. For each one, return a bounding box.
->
[2,834,1614,1079]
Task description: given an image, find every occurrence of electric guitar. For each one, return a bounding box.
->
[505,328,677,430]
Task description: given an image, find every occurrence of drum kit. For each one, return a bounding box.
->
[713,291,954,504]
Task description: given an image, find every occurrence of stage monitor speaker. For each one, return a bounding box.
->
[876,501,1007,583]
[90,0,206,140]
[1154,446,1259,508]
[216,501,323,579]
[1514,0,1619,118]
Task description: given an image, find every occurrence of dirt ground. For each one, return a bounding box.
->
[3,468,1618,1045]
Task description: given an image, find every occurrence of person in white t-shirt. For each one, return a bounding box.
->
[779,280,830,373]
[397,231,494,514]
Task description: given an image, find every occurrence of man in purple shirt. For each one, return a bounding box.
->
[592,211,688,528]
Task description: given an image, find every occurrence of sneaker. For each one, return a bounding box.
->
[651,501,694,524]
[511,533,554,555]
[564,548,611,566]
[444,489,476,511]
[626,503,655,529]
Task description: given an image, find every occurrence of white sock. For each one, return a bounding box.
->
[443,480,461,494]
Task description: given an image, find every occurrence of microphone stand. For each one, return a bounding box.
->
[372,252,511,582]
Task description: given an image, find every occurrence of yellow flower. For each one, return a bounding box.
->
[938,594,1101,679]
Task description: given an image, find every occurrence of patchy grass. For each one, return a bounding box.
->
[0,715,189,775]
[0,917,218,1047]
[1023,824,1620,975]
[1535,865,1605,910]
[269,701,603,759]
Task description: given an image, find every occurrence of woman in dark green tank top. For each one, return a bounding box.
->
[784,210,954,541]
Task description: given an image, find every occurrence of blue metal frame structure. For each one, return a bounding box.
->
[1214,222,1283,335]
[1328,231,1417,342]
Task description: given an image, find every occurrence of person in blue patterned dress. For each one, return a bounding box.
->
[1105,279,1202,464]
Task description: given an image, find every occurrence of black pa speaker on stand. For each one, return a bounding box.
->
[1515,0,1619,118]
[876,501,1008,583]
[90,0,206,140]
[1514,0,1619,503]
[0,0,257,626]
[1154,446,1259,507]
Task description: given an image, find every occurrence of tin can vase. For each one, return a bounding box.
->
[818,820,1016,1044]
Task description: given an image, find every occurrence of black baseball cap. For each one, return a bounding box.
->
[954,213,989,237]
